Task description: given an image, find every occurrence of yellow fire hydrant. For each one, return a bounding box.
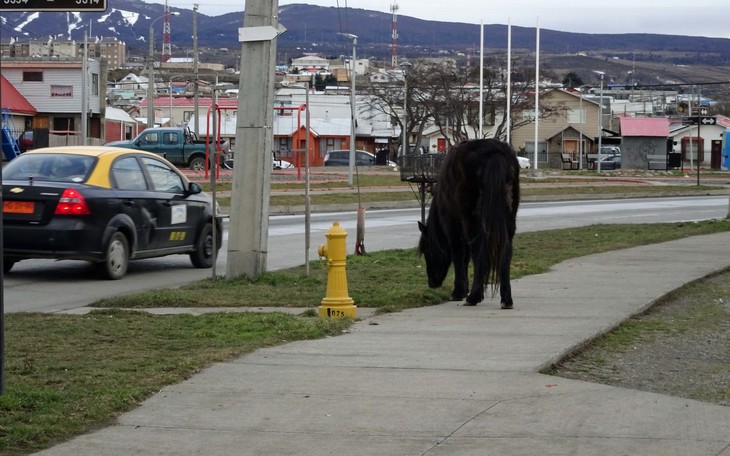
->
[318,221,357,318]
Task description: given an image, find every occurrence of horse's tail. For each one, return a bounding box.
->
[480,150,517,291]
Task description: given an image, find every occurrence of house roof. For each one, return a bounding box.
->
[619,117,669,137]
[1,75,37,115]
[138,97,238,109]
[105,107,139,123]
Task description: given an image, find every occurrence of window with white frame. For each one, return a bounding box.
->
[568,106,585,124]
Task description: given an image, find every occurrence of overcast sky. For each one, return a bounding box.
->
[160,0,729,39]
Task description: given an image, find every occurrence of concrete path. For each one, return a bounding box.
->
[36,232,730,455]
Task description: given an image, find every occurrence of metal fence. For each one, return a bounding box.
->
[398,152,445,184]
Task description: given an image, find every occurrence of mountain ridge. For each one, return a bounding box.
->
[3,0,730,66]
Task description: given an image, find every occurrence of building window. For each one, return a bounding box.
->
[568,106,585,124]
[53,117,75,133]
[51,85,73,97]
[23,71,43,82]
[92,73,99,96]
[277,137,291,151]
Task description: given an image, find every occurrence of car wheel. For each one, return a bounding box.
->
[96,232,129,280]
[190,222,217,268]
[189,156,207,172]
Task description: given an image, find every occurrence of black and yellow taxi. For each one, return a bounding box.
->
[2,146,222,279]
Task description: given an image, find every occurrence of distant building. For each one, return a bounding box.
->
[1,37,126,68]
[291,54,330,72]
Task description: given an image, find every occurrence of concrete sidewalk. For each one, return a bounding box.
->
[37,232,730,455]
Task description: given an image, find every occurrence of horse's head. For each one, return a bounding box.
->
[418,220,451,289]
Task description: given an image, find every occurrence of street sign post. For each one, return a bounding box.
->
[0,0,107,11]
[700,116,716,125]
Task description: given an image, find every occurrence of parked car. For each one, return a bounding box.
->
[516,156,530,169]
[2,146,222,279]
[17,130,33,152]
[600,146,621,158]
[105,127,216,171]
[598,155,621,170]
[273,152,293,170]
[323,149,397,168]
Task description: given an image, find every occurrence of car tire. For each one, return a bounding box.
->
[96,232,129,280]
[189,156,207,172]
[190,222,216,268]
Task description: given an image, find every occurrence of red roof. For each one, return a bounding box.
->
[1,75,37,115]
[619,117,669,137]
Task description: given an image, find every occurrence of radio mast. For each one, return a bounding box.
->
[162,0,172,62]
[390,2,399,67]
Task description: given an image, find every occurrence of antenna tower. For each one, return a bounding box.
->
[390,2,399,67]
[162,0,172,62]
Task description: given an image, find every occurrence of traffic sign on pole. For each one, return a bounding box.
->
[0,0,107,12]
[700,116,716,125]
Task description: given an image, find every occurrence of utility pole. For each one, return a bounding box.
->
[147,26,155,129]
[226,0,283,279]
[193,4,199,135]
[81,31,88,145]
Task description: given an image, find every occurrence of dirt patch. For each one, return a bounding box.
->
[548,269,730,407]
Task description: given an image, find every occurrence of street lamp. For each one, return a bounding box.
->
[147,11,180,129]
[338,33,358,186]
[399,60,412,158]
[593,70,605,173]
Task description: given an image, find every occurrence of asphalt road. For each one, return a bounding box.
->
[2,195,728,314]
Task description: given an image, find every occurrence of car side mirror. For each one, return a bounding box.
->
[187,182,202,195]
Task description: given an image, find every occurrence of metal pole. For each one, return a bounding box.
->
[193,4,200,136]
[399,61,411,158]
[304,83,311,275]
[506,19,512,145]
[532,17,539,171]
[169,80,173,125]
[697,87,702,186]
[348,35,357,186]
[147,25,155,129]
[211,79,218,278]
[478,20,484,138]
[81,32,88,145]
[403,70,408,157]
[579,90,584,169]
[597,72,604,173]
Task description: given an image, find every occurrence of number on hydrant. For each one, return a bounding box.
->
[318,221,357,318]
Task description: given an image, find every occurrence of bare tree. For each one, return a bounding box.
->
[361,56,567,152]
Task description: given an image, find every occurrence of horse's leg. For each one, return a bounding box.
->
[465,238,487,306]
[498,239,514,309]
[450,242,469,301]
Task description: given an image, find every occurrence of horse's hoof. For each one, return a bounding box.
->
[462,301,478,307]
[500,302,514,309]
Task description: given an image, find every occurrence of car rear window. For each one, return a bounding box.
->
[3,153,95,183]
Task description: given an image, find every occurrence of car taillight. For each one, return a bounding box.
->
[55,188,90,215]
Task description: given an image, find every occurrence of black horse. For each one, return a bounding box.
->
[418,139,520,308]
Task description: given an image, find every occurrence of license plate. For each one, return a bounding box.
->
[3,200,35,214]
